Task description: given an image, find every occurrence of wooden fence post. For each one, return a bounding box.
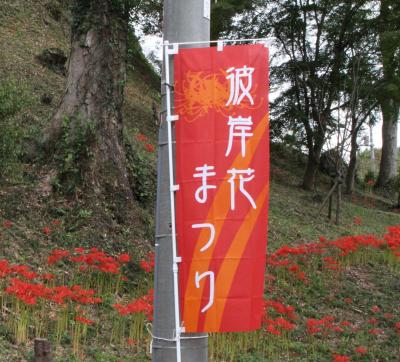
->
[34,338,53,362]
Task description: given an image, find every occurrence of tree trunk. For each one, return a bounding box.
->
[345,119,358,194]
[376,0,400,188]
[376,101,399,187]
[43,1,134,217]
[302,150,320,190]
[302,123,325,191]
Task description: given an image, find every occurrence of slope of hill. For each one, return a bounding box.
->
[0,1,399,361]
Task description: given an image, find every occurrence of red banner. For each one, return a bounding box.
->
[174,44,269,333]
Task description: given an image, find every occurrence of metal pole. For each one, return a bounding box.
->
[152,1,210,361]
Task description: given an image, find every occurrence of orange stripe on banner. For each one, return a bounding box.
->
[203,184,269,331]
[182,113,269,332]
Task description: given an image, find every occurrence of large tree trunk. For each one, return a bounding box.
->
[376,101,399,187]
[43,1,134,217]
[302,148,321,191]
[376,0,400,188]
[302,116,325,191]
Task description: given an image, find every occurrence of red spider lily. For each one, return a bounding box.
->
[51,219,61,226]
[265,324,281,335]
[306,316,342,334]
[394,322,400,335]
[323,256,340,271]
[145,143,155,153]
[69,249,123,274]
[140,260,153,273]
[371,305,380,313]
[353,216,362,226]
[288,264,300,273]
[113,303,129,316]
[42,226,52,235]
[340,321,352,327]
[140,252,155,273]
[5,278,52,305]
[306,318,324,334]
[263,306,297,335]
[355,346,367,355]
[75,315,94,325]
[113,289,154,320]
[48,249,70,265]
[264,300,297,320]
[344,298,352,304]
[266,257,291,267]
[383,227,400,257]
[126,338,137,345]
[10,264,38,280]
[69,285,102,304]
[0,259,11,277]
[367,179,374,186]
[319,236,327,243]
[296,271,306,281]
[40,273,55,281]
[2,220,13,228]
[265,226,400,278]
[368,317,378,325]
[332,354,351,362]
[6,277,103,307]
[274,317,296,331]
[70,256,86,263]
[136,133,148,142]
[368,328,381,335]
[383,313,394,319]
[117,253,130,263]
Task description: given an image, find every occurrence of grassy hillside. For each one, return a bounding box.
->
[0,1,399,361]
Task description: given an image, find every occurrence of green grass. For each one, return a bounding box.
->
[268,174,400,251]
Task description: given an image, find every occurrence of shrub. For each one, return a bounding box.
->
[0,80,27,180]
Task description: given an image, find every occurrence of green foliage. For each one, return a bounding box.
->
[70,0,92,34]
[54,115,95,195]
[127,27,160,89]
[70,0,132,35]
[129,0,254,39]
[211,0,253,40]
[0,80,27,181]
[124,132,156,208]
[364,169,376,184]
[130,0,162,35]
[0,81,25,120]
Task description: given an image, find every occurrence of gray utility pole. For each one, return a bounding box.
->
[152,1,210,362]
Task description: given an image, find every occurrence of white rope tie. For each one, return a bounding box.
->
[146,323,208,354]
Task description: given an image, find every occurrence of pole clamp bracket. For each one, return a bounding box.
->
[171,185,180,192]
[167,115,179,122]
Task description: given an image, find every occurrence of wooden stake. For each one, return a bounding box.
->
[318,181,338,215]
[34,338,53,362]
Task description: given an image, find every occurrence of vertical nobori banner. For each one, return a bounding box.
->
[175,44,269,333]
